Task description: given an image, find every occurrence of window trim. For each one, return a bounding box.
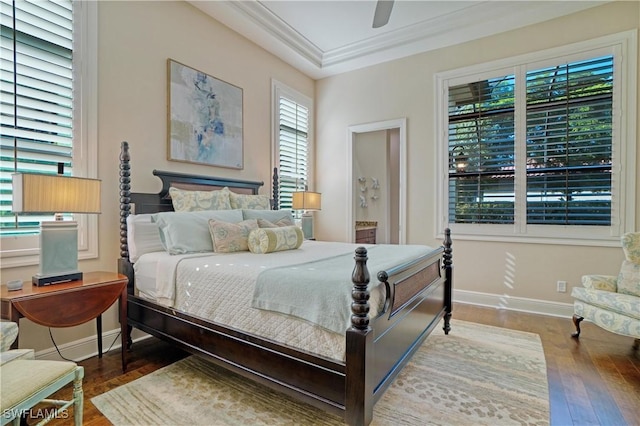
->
[1,0,98,268]
[435,30,637,246]
[271,79,315,210]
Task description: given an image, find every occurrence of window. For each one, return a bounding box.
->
[437,31,636,244]
[272,80,313,214]
[1,0,97,267]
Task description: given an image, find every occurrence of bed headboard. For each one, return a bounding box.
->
[118,141,278,262]
[128,170,266,215]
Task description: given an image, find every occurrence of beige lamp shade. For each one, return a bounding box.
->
[292,191,321,211]
[12,173,101,214]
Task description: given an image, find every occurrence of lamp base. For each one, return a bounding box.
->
[300,213,314,240]
[37,220,80,286]
[33,271,83,287]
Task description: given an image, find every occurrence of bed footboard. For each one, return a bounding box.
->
[346,230,452,425]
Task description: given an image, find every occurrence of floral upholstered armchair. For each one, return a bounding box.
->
[571,232,640,349]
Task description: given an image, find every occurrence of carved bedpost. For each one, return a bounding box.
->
[351,247,371,331]
[345,247,373,426]
[271,167,279,210]
[118,141,134,349]
[443,228,452,335]
[119,141,131,261]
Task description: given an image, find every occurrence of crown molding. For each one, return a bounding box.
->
[189,1,609,80]
[226,1,323,68]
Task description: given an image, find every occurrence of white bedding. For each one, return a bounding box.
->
[133,240,430,361]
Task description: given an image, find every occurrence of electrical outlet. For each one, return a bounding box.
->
[557,281,567,293]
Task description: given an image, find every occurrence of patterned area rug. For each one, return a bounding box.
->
[92,320,549,425]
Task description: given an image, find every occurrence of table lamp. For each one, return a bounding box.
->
[12,172,101,286]
[292,191,321,240]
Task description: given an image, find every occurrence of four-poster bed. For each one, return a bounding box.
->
[117,141,453,425]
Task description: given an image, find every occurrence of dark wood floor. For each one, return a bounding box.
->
[33,302,639,425]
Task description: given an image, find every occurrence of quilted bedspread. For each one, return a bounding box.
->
[135,241,432,361]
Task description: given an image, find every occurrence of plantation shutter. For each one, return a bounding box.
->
[278,96,309,211]
[526,56,613,225]
[0,0,74,236]
[447,76,516,224]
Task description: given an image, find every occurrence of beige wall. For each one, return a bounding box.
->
[4,1,638,354]
[315,2,640,307]
[2,0,313,353]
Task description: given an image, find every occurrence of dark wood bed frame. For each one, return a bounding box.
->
[117,141,453,425]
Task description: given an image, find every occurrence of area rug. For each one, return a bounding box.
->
[92,320,549,425]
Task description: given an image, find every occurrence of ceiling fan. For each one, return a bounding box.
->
[372,0,395,28]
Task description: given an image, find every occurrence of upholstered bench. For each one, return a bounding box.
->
[0,360,84,426]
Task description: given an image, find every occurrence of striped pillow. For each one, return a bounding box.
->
[248,226,303,254]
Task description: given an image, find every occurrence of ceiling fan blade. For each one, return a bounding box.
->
[372,0,394,28]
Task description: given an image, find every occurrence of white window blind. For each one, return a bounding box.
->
[277,96,309,212]
[1,0,74,236]
[447,57,615,226]
[439,31,636,244]
[526,56,613,226]
[448,56,614,227]
[448,76,516,224]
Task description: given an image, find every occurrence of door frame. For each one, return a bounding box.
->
[347,118,407,244]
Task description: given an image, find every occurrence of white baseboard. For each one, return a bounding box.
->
[453,289,574,318]
[35,329,150,362]
[34,292,572,361]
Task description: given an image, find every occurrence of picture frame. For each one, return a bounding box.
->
[167,59,243,169]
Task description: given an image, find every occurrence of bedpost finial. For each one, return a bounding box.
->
[351,247,371,331]
[120,141,130,162]
[444,228,452,247]
[352,247,370,284]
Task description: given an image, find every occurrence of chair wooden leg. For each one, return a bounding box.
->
[73,367,84,426]
[571,314,584,338]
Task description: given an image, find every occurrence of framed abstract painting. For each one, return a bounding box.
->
[167,59,243,169]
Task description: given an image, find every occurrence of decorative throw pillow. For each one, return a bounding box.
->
[617,260,640,297]
[257,218,295,228]
[209,219,258,253]
[153,210,244,254]
[248,226,303,254]
[229,192,270,210]
[169,187,231,212]
[621,232,640,264]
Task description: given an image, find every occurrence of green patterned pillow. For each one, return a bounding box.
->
[208,219,258,253]
[248,226,303,254]
[229,192,270,210]
[617,260,640,297]
[169,187,231,212]
[621,232,640,264]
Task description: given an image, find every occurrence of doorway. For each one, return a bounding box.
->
[347,118,406,244]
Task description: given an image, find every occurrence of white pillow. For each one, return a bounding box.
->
[153,210,244,254]
[126,214,165,262]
